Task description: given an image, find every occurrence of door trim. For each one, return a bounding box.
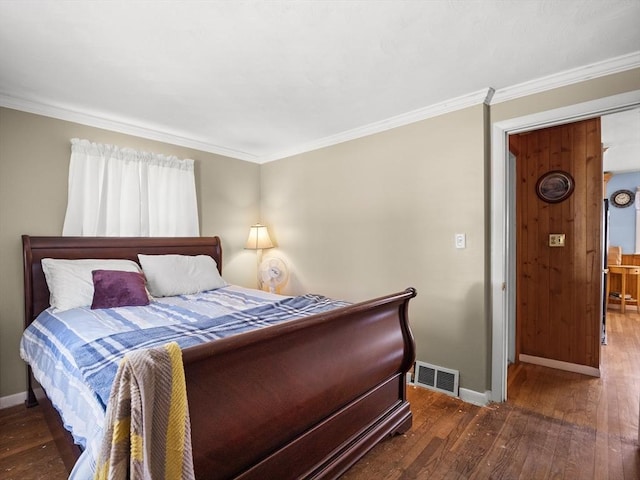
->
[490,89,640,402]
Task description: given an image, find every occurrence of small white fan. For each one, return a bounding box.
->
[259,257,289,293]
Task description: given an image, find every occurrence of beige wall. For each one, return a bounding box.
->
[0,108,260,398]
[261,105,490,393]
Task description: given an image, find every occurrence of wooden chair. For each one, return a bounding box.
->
[606,246,640,314]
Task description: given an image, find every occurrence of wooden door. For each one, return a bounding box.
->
[511,118,602,369]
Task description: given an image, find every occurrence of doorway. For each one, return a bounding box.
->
[490,90,640,402]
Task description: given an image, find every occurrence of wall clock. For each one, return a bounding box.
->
[610,189,634,208]
[536,170,575,203]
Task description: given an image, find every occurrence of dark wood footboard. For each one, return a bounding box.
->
[183,287,416,479]
[22,235,416,478]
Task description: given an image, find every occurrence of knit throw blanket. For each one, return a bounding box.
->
[94,342,195,480]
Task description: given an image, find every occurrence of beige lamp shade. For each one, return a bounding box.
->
[245,224,274,250]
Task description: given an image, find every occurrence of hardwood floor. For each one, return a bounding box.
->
[0,400,66,479]
[1,310,638,479]
[343,308,640,480]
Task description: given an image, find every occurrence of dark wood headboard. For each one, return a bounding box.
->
[22,235,223,327]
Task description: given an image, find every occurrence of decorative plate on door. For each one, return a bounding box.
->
[535,170,575,203]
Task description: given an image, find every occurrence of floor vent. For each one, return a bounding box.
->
[413,361,459,397]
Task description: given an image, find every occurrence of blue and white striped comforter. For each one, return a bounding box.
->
[19,285,349,478]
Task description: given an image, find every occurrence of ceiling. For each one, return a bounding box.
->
[0,1,639,164]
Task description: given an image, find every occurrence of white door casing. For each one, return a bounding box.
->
[490,89,640,402]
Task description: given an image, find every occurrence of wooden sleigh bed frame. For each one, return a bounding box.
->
[22,235,417,479]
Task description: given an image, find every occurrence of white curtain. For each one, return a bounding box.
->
[63,138,199,236]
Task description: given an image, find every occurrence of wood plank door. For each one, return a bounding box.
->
[511,118,602,370]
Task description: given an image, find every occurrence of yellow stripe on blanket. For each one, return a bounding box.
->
[165,342,188,478]
[112,417,131,445]
[131,432,144,463]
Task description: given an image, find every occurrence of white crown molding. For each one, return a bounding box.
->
[258,88,494,163]
[491,51,640,105]
[0,94,259,163]
[2,52,637,164]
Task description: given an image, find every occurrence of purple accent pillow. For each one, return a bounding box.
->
[91,270,150,309]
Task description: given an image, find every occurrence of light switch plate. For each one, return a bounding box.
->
[549,234,565,247]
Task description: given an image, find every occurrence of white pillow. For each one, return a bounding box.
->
[138,254,226,297]
[41,258,142,312]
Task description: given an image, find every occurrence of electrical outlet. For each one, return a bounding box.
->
[455,233,466,249]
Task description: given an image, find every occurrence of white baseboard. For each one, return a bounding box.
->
[0,391,26,409]
[519,354,600,377]
[459,388,492,406]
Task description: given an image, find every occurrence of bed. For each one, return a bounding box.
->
[21,235,417,479]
